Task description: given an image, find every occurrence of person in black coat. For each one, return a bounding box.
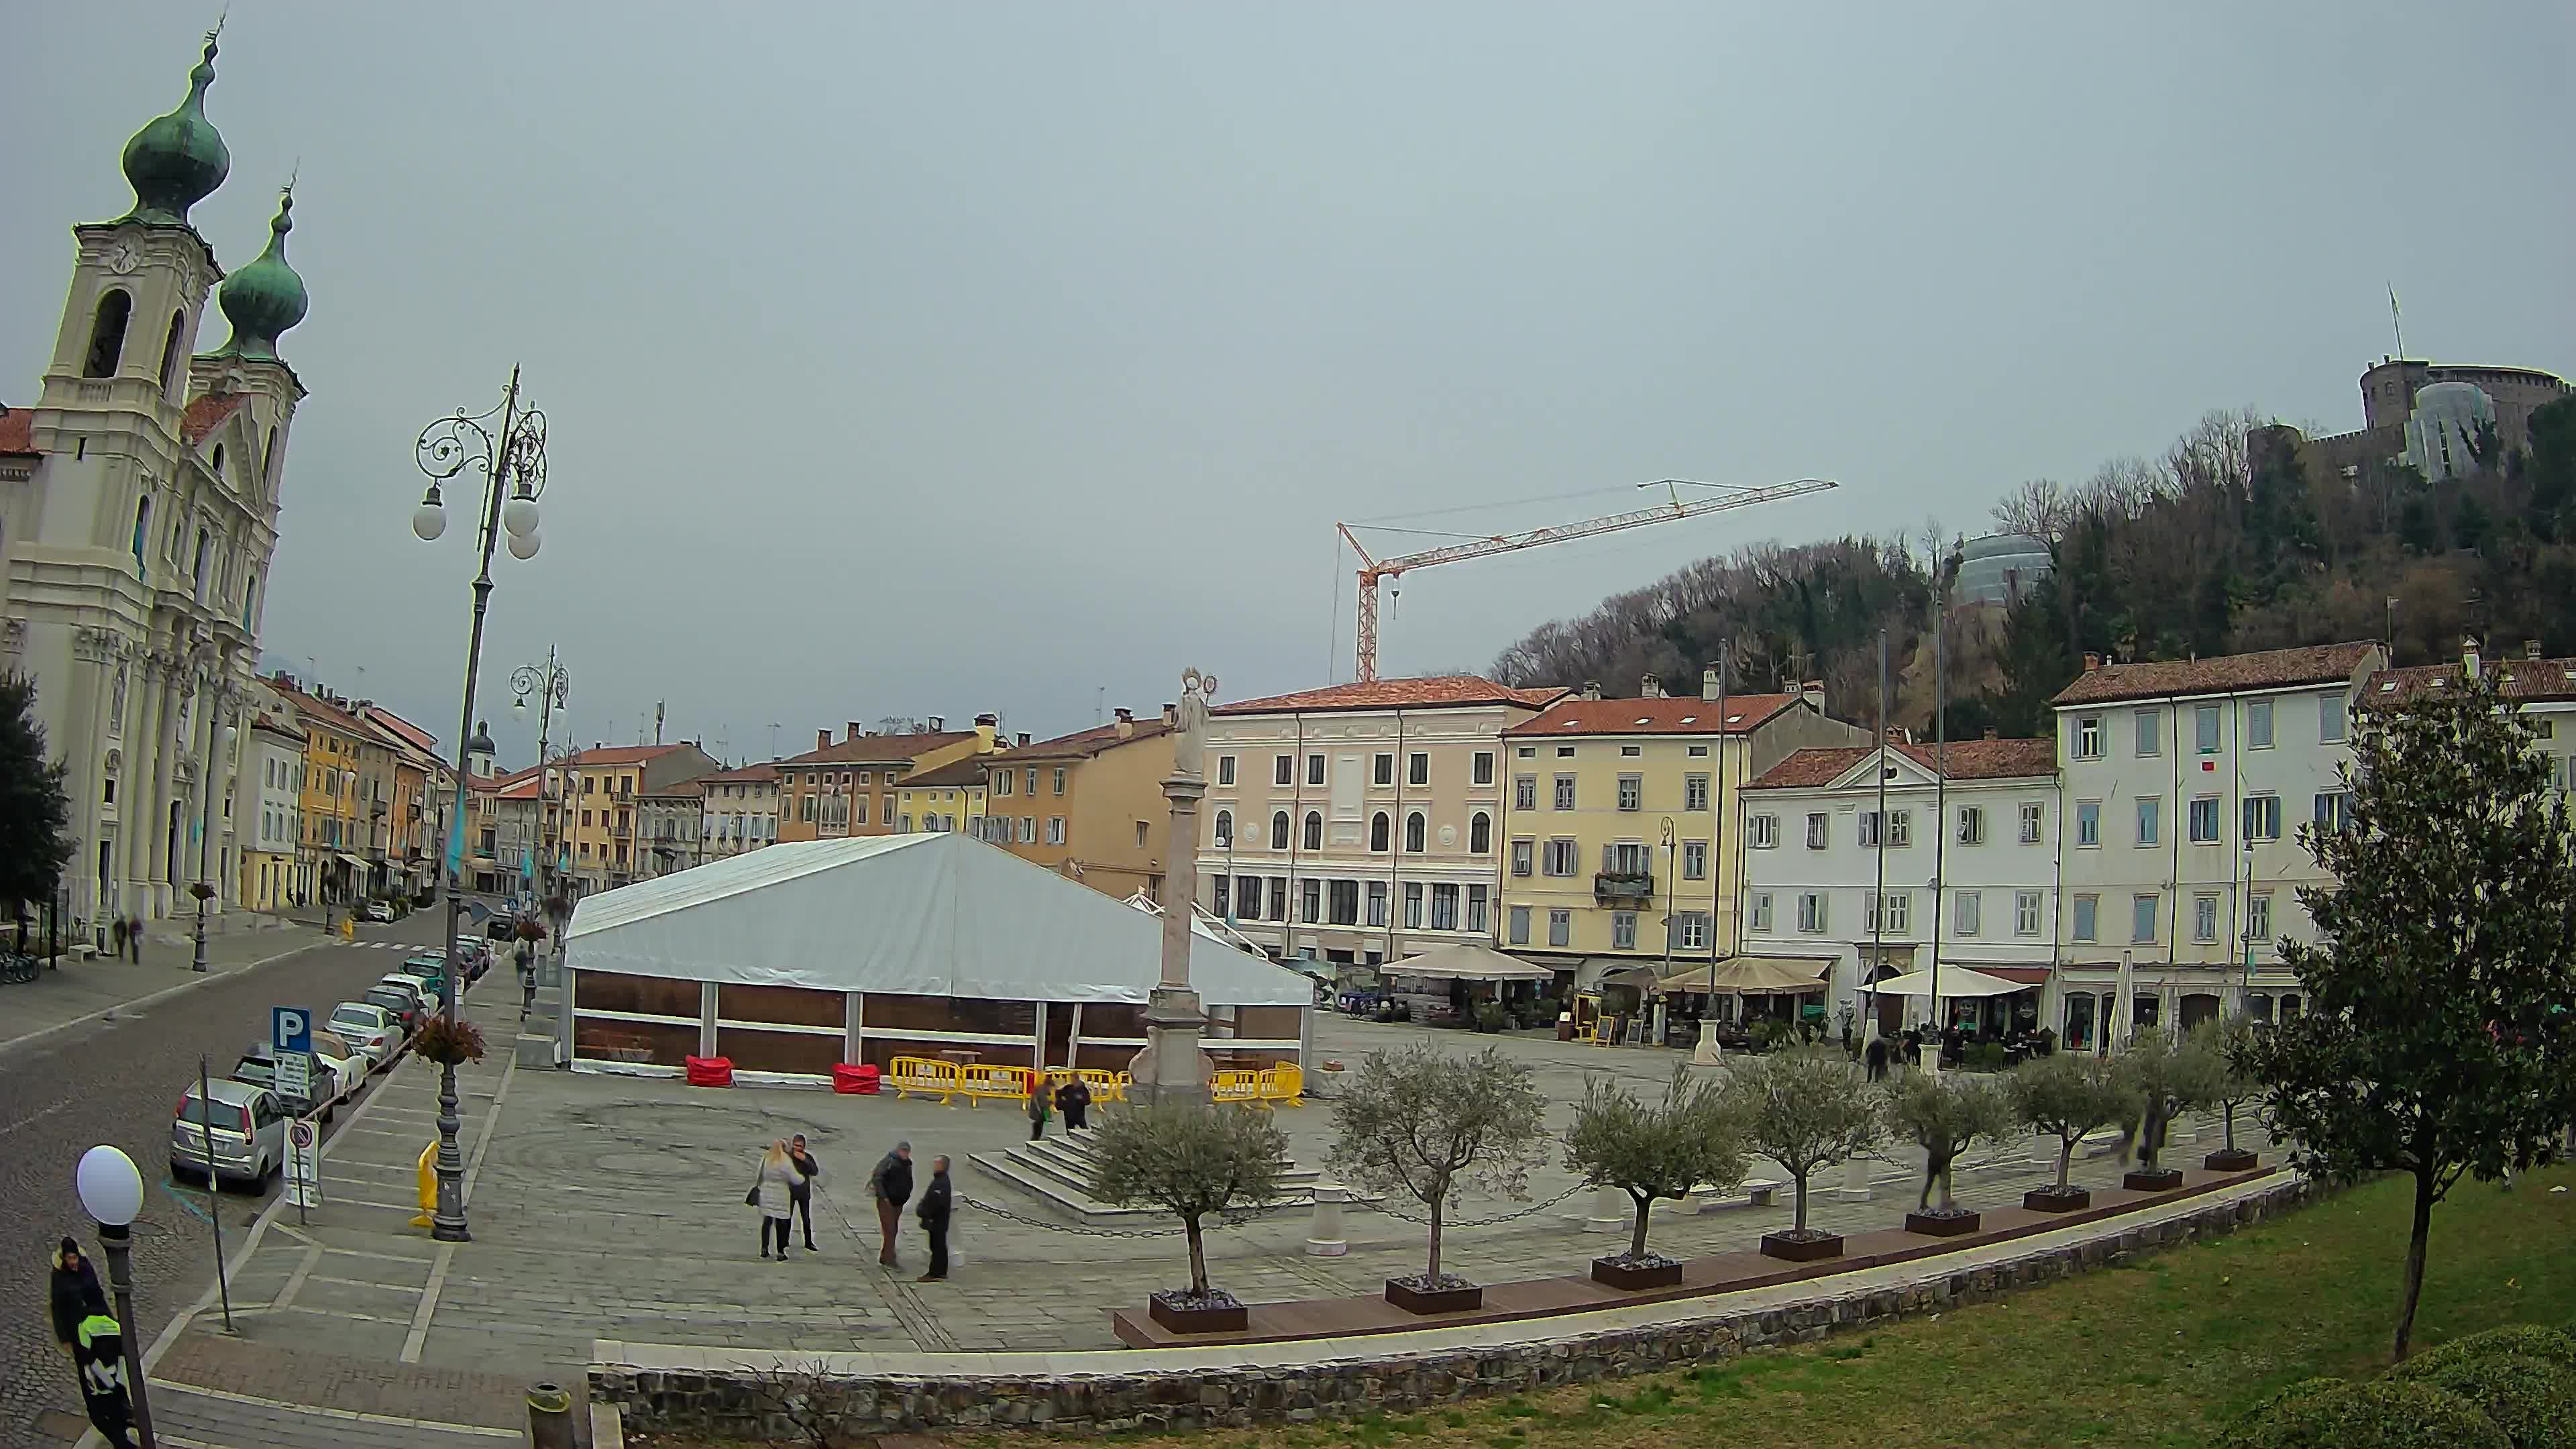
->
[1054,1077,1092,1132]
[49,1238,103,1358]
[915,1155,953,1283]
[786,1135,823,1252]
[866,1142,914,1269]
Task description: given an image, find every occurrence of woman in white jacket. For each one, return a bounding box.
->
[751,1140,799,1260]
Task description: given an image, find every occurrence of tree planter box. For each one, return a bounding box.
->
[2203,1148,2259,1172]
[1383,1277,1483,1315]
[1759,1230,1844,1263]
[2123,1167,2185,1192]
[2023,1185,2092,1212]
[1590,1254,1684,1290]
[1146,1290,1247,1335]
[1904,1209,1981,1237]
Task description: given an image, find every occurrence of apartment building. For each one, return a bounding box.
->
[1738,737,2059,1037]
[2052,641,2383,1046]
[636,780,704,879]
[270,678,368,905]
[240,711,304,912]
[896,755,991,835]
[1201,675,1564,969]
[464,765,542,896]
[985,708,1177,900]
[556,742,720,895]
[695,762,783,861]
[2369,639,2576,789]
[773,716,999,844]
[1498,671,1864,985]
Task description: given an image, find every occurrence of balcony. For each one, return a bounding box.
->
[609,823,632,840]
[1594,871,1655,902]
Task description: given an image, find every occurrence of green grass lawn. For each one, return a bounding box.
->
[967,1163,2576,1449]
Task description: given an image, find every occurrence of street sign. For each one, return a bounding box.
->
[285,1119,322,1210]
[276,1050,312,1104]
[272,1006,311,1055]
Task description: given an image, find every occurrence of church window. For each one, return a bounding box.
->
[158,311,186,394]
[130,496,151,573]
[85,290,131,378]
[193,527,211,602]
[211,443,225,481]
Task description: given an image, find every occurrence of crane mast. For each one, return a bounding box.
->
[1339,476,1838,683]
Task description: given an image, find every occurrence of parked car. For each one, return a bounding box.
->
[309,1045,364,1106]
[328,1002,402,1067]
[362,982,425,1032]
[231,1043,335,1122]
[170,1079,286,1191]
[451,937,492,977]
[362,900,394,923]
[378,973,437,1013]
[486,912,517,941]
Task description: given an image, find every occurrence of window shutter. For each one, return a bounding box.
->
[1601,843,1615,873]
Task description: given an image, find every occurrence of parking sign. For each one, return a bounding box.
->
[272,1006,311,1055]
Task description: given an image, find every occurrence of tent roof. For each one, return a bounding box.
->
[1381,942,1556,982]
[1864,966,2027,998]
[564,833,1311,1007]
[1655,955,1833,996]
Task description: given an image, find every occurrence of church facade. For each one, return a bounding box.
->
[0,32,311,929]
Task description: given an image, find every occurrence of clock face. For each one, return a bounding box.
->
[106,241,141,275]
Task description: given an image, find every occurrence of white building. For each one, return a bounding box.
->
[0,35,309,928]
[1738,737,2060,1038]
[1200,676,1563,970]
[239,708,303,912]
[2050,641,2383,1046]
[696,762,782,861]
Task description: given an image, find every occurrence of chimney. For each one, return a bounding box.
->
[1800,680,1826,710]
[1161,702,1178,728]
[1115,707,1136,739]
[1582,680,1603,701]
[1640,673,1664,699]
[1701,666,1721,702]
[926,715,945,732]
[1983,727,1998,741]
[1015,732,1031,747]
[847,721,863,742]
[2526,639,2544,661]
[2463,635,2481,680]
[2083,651,2102,673]
[817,729,831,752]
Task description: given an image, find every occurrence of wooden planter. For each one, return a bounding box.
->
[1384,1277,1483,1315]
[1759,1230,1845,1263]
[2123,1167,2185,1192]
[1146,1290,1247,1335]
[2024,1185,2092,1213]
[1904,1209,1982,1237]
[2203,1148,2259,1173]
[1590,1255,1684,1290]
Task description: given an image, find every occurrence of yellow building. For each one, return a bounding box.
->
[270,678,370,906]
[894,757,990,836]
[555,742,720,896]
[1498,672,1862,983]
[986,709,1177,901]
[774,715,1000,844]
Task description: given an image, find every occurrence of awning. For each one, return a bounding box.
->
[334,853,368,871]
[1656,955,1832,996]
[1864,966,2027,998]
[1382,942,1556,983]
[1595,964,1662,989]
[1957,965,2051,985]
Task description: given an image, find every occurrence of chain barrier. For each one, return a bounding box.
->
[1352,1182,1587,1228]
[953,1191,1202,1238]
[928,1183,1591,1238]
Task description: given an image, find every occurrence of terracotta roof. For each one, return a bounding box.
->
[249,712,303,743]
[180,392,249,446]
[1748,737,2057,790]
[0,407,34,457]
[561,743,687,767]
[2050,643,2380,706]
[2368,657,2576,705]
[1504,694,1801,737]
[640,778,706,798]
[901,757,992,789]
[494,774,542,801]
[994,717,1173,761]
[1216,676,1566,716]
[269,680,367,737]
[773,731,977,767]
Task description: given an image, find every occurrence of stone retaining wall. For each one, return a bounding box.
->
[595,1179,2312,1438]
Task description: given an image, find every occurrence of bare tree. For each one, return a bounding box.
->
[1991,477,2070,543]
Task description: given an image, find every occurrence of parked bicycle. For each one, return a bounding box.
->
[0,951,42,983]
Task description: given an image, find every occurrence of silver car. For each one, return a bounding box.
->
[170,1078,286,1191]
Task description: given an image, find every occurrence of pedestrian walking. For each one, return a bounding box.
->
[1055,1075,1092,1133]
[48,1238,104,1359]
[749,1139,799,1260]
[124,914,142,963]
[74,1309,138,1448]
[107,916,127,961]
[916,1154,953,1283]
[786,1134,823,1251]
[1025,1077,1052,1141]
[1864,1035,1891,1083]
[865,1141,914,1269]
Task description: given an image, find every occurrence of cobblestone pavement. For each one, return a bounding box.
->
[138,998,2280,1447]
[0,911,451,1445]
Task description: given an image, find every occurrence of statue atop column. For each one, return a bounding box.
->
[1171,667,1218,779]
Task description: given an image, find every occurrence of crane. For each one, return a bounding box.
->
[1337,476,1839,682]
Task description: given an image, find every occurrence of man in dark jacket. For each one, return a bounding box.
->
[916,1155,953,1283]
[786,1134,822,1252]
[50,1238,103,1358]
[1054,1076,1092,1132]
[865,1142,913,1269]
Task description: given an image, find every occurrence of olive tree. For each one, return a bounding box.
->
[2193,1016,2265,1159]
[1090,1103,1289,1302]
[2010,1051,2138,1195]
[1328,1043,1549,1287]
[2115,1027,2226,1172]
[1562,1065,1749,1261]
[1725,1049,1884,1237]
[1882,1069,2014,1214]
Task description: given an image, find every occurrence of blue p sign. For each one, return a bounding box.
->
[272,1006,311,1055]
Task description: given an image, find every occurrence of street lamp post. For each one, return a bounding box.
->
[74,1144,156,1449]
[410,367,550,1243]
[511,649,570,930]
[190,720,239,973]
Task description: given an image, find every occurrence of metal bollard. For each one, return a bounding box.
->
[527,1381,575,1449]
[1303,1183,1349,1256]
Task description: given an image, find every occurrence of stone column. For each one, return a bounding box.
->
[1303,1184,1350,1256]
[125,657,164,914]
[1134,669,1218,1109]
[1585,1184,1627,1232]
[1833,1152,1874,1201]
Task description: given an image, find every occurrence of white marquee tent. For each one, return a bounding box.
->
[564,831,1312,1007]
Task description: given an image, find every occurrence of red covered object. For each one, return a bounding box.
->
[684,1055,734,1087]
[832,1062,881,1095]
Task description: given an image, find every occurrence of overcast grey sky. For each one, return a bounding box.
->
[7,2,2569,765]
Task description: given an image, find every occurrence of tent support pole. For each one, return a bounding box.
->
[844,991,863,1067]
[698,981,718,1059]
[1067,1002,1085,1075]
[1031,1000,1049,1077]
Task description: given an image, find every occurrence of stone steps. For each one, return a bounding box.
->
[967,1129,1344,1227]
